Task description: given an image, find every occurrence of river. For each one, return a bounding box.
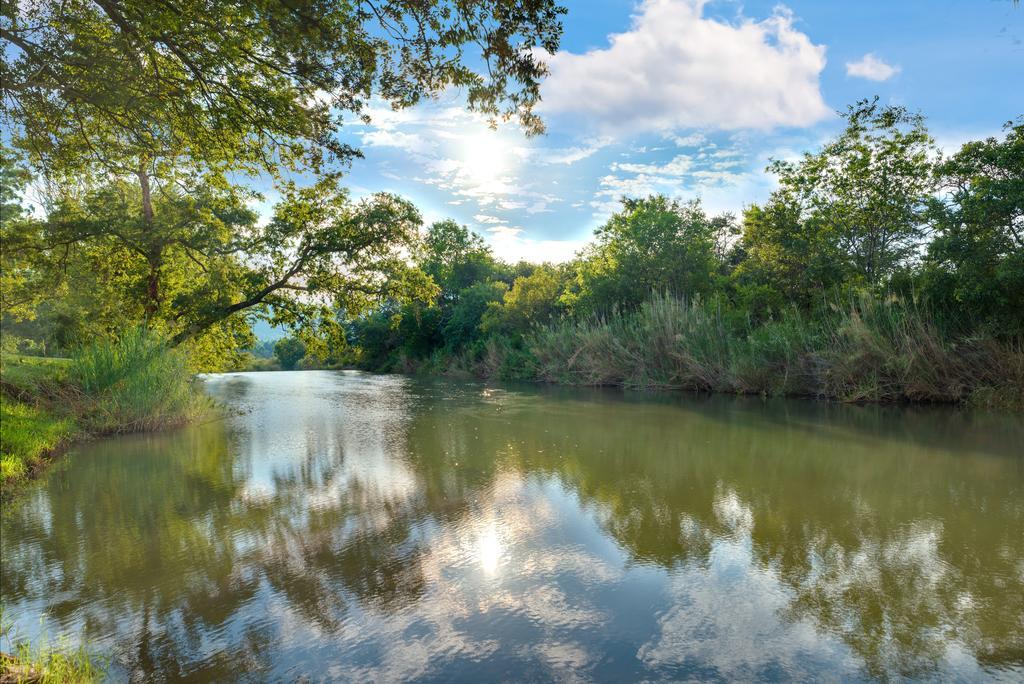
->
[1,371,1022,681]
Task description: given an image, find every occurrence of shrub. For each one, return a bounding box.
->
[70,326,204,433]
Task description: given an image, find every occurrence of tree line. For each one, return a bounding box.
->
[0,2,1020,404]
[337,101,1021,401]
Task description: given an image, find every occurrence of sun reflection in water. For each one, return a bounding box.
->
[477,523,503,576]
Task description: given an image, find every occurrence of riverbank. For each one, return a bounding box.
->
[381,296,1024,411]
[0,614,101,684]
[0,356,76,489]
[1,331,209,497]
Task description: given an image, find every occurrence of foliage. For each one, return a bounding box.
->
[419,220,506,299]
[482,263,569,336]
[1,0,565,360]
[1,172,436,359]
[70,326,205,432]
[2,0,565,182]
[441,280,507,351]
[273,336,307,371]
[566,196,728,316]
[922,119,1024,337]
[734,99,937,312]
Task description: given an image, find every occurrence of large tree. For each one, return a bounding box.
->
[567,196,729,316]
[735,99,937,310]
[0,0,565,338]
[923,119,1024,336]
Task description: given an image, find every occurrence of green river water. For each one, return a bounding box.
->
[1,370,1022,682]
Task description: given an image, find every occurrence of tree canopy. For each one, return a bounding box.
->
[0,0,566,360]
[2,0,566,182]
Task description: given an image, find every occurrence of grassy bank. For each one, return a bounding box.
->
[388,294,1023,409]
[0,356,75,486]
[0,611,101,684]
[522,295,1024,408]
[0,328,208,496]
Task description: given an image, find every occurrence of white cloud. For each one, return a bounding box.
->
[539,0,829,134]
[668,133,706,147]
[845,53,900,81]
[361,129,435,155]
[542,137,613,164]
[485,225,587,263]
[612,154,693,176]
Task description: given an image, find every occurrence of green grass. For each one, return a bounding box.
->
[0,397,74,484]
[0,356,75,490]
[0,354,71,396]
[69,327,206,433]
[1,608,104,683]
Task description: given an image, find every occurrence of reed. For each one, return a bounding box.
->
[70,326,206,433]
[527,294,1023,407]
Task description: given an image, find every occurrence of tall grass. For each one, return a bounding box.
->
[70,326,206,433]
[527,294,1023,407]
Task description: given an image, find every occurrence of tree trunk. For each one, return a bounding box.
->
[137,163,162,318]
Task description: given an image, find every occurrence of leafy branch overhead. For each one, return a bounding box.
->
[1,0,566,181]
[0,0,565,353]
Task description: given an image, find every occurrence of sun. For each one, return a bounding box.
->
[459,130,514,184]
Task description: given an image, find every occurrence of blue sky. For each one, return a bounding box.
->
[328,0,1023,262]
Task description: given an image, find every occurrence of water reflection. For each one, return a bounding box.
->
[1,371,1022,682]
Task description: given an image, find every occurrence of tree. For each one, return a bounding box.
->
[2,0,565,180]
[567,196,728,316]
[418,219,504,301]
[273,336,306,371]
[481,263,568,336]
[1,0,565,330]
[0,146,46,322]
[442,280,507,351]
[735,99,937,312]
[923,118,1024,336]
[732,199,848,314]
[2,173,436,355]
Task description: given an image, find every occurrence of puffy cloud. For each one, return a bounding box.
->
[485,225,586,263]
[539,0,829,133]
[845,53,900,81]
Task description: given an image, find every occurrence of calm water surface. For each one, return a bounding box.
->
[2,371,1023,682]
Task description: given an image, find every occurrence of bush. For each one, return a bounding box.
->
[70,326,204,433]
[273,336,306,370]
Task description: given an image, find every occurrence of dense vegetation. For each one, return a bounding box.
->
[338,103,1023,406]
[4,100,1023,409]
